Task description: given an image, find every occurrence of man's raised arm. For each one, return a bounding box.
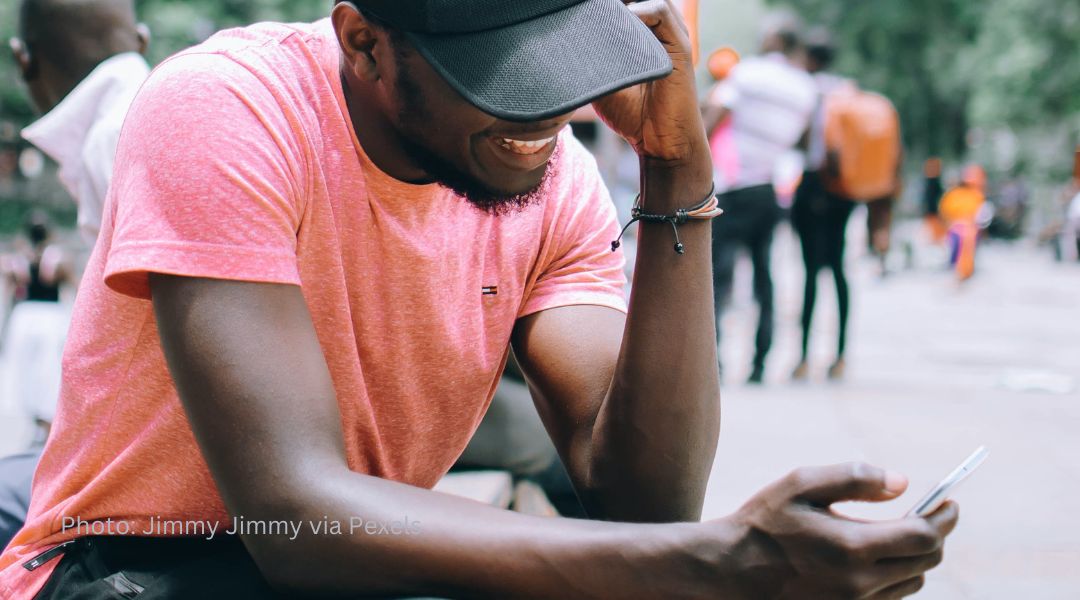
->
[514,0,719,523]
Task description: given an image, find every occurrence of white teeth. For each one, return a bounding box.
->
[497,136,555,155]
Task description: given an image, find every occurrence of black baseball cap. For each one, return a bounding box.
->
[351,0,673,122]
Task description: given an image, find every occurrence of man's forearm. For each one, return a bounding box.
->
[251,467,716,598]
[587,150,721,522]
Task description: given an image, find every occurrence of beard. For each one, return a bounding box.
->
[391,54,556,216]
[396,132,559,216]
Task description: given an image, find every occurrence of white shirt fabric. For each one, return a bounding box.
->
[805,72,855,171]
[21,52,150,244]
[714,53,817,191]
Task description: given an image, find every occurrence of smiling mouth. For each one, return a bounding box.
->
[495,136,558,155]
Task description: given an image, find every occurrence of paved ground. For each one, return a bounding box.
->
[703,217,1080,599]
[1,217,1077,598]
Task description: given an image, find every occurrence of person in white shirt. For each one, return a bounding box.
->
[12,0,150,244]
[1,0,149,550]
[702,16,817,383]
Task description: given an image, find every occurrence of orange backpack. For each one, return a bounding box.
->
[822,89,901,201]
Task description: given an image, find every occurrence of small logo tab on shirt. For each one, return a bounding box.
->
[481,286,498,296]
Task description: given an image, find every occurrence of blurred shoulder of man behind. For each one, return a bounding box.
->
[12,0,151,244]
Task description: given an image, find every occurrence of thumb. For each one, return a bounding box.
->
[788,463,908,507]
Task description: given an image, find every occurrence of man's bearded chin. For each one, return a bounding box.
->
[400,136,560,216]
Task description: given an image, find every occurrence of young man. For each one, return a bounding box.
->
[1,1,957,597]
[0,0,150,549]
[701,15,818,383]
[790,31,857,382]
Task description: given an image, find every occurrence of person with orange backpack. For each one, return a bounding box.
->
[824,81,903,276]
[939,164,988,281]
[791,30,902,381]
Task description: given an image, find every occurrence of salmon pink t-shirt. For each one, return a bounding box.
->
[0,20,626,597]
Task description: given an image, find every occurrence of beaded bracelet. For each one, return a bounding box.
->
[611,184,724,254]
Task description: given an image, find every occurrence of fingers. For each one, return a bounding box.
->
[787,463,909,507]
[831,500,958,562]
[814,526,942,598]
[924,500,960,537]
[651,0,692,38]
[621,0,692,55]
[867,576,926,599]
[865,549,943,593]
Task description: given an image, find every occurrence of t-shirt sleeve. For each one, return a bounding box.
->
[519,135,628,317]
[103,53,307,299]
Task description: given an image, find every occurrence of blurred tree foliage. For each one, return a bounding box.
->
[134,0,330,64]
[777,0,1080,182]
[3,0,1077,192]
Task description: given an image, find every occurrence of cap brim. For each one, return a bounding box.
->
[405,0,673,122]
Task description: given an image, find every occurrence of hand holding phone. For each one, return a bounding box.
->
[906,445,989,518]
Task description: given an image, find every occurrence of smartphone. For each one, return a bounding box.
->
[905,446,989,518]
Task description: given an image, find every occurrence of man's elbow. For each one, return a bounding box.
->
[226,476,351,594]
[236,506,324,594]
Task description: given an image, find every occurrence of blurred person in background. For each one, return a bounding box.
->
[865,186,896,273]
[790,29,858,382]
[701,13,817,383]
[820,84,902,279]
[11,0,150,244]
[1,0,150,550]
[702,46,740,191]
[1059,147,1080,262]
[921,157,947,243]
[939,164,988,281]
[0,212,70,441]
[0,213,70,549]
[1062,190,1080,262]
[989,172,1028,240]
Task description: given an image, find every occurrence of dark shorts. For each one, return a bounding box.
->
[31,536,283,599]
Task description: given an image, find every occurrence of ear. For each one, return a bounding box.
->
[9,37,33,79]
[136,23,151,55]
[332,2,381,82]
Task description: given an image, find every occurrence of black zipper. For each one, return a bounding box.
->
[22,540,77,571]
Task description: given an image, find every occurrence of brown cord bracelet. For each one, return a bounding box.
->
[611,184,725,254]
